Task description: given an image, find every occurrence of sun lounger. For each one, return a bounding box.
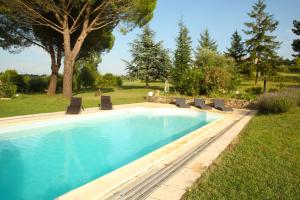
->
[100,96,113,110]
[213,99,233,111]
[175,98,190,108]
[66,97,84,114]
[194,98,212,110]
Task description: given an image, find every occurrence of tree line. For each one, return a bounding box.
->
[126,0,300,95]
[0,0,299,98]
[0,66,122,98]
[0,0,157,97]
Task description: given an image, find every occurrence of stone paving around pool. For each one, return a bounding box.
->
[145,109,254,200]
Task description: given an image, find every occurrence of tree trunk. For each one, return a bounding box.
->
[62,30,74,98]
[63,55,74,98]
[47,75,57,95]
[61,16,89,97]
[145,78,149,88]
[47,44,62,95]
[47,65,59,95]
[255,71,259,85]
[263,77,267,94]
[254,57,259,85]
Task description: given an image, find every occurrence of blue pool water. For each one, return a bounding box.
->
[0,108,219,200]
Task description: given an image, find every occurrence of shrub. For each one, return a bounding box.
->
[246,86,263,95]
[235,93,257,101]
[0,84,17,98]
[276,65,289,73]
[208,90,257,101]
[288,65,300,73]
[194,49,239,95]
[96,73,122,88]
[0,70,26,92]
[56,74,63,92]
[268,88,279,93]
[257,91,298,114]
[202,66,233,93]
[116,76,123,86]
[79,66,97,88]
[282,88,300,106]
[103,73,117,87]
[27,76,48,92]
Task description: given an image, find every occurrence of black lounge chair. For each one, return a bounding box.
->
[66,97,84,114]
[99,96,113,110]
[175,98,190,108]
[194,98,212,110]
[213,99,233,111]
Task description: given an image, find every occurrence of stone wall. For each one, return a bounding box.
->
[146,96,252,109]
[205,98,251,109]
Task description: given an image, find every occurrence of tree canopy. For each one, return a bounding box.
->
[125,25,171,87]
[195,49,238,94]
[173,20,193,94]
[225,31,246,67]
[292,20,300,57]
[195,29,218,52]
[0,0,157,97]
[73,53,101,91]
[243,0,280,84]
[0,2,116,95]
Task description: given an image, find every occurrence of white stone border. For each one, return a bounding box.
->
[0,103,249,200]
[57,106,246,200]
[146,110,255,200]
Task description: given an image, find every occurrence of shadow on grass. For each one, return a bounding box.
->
[99,88,115,93]
[120,85,162,90]
[74,88,115,95]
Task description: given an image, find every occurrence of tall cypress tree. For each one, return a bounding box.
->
[173,20,193,94]
[196,29,218,52]
[225,31,246,67]
[244,0,280,85]
[292,20,300,57]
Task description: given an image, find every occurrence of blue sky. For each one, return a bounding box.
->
[0,0,299,75]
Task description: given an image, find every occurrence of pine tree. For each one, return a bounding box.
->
[225,31,246,67]
[125,25,171,88]
[292,20,300,57]
[173,20,193,94]
[244,0,281,85]
[196,29,218,52]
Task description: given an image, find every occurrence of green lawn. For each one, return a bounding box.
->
[182,108,300,200]
[1,78,299,118]
[238,79,299,93]
[0,81,163,118]
[278,72,300,77]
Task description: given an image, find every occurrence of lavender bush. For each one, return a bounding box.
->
[257,89,300,114]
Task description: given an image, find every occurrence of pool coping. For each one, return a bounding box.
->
[55,104,248,200]
[144,110,255,200]
[0,103,251,200]
[0,102,227,128]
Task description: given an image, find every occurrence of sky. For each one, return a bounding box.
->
[0,0,299,75]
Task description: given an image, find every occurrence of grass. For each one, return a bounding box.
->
[0,81,163,118]
[0,76,299,118]
[238,79,299,93]
[182,108,300,200]
[278,72,300,77]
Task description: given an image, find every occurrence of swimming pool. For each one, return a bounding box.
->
[0,107,220,200]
